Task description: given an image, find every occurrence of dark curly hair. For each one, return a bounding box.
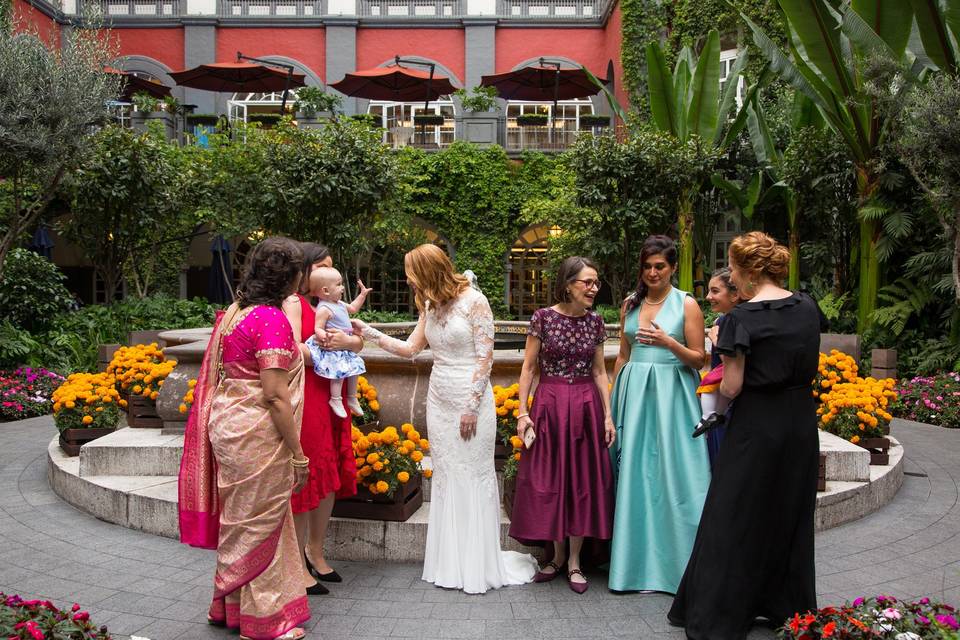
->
[236,236,304,309]
[297,242,331,295]
[625,235,678,312]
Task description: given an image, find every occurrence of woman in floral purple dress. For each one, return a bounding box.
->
[509,256,616,594]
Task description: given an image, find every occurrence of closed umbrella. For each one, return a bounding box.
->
[29,224,54,260]
[208,235,234,304]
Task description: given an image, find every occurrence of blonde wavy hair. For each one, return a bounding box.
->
[404,244,469,312]
[729,231,790,283]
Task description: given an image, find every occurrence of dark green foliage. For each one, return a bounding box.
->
[0,248,74,331]
[248,113,283,127]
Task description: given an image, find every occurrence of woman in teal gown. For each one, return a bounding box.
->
[609,235,710,594]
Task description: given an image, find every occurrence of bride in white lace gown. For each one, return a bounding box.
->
[353,245,537,594]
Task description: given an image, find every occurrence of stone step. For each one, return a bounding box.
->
[79,427,184,477]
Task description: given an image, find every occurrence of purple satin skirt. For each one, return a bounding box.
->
[508,375,615,544]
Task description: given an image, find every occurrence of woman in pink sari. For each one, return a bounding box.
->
[179,237,312,640]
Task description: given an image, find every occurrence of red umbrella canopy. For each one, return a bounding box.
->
[105,67,172,100]
[480,65,606,102]
[329,66,456,102]
[169,62,306,93]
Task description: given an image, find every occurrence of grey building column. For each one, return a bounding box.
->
[59,24,73,51]
[325,18,358,115]
[463,18,496,89]
[183,18,217,114]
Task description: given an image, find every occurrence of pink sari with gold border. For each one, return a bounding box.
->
[178,303,309,640]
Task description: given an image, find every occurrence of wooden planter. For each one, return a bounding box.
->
[817,453,826,492]
[352,420,381,434]
[857,436,890,466]
[332,474,423,522]
[502,475,516,519]
[494,442,511,471]
[59,427,115,456]
[128,395,163,428]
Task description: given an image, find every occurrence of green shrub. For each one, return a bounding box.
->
[355,309,415,323]
[0,248,74,331]
[594,304,621,324]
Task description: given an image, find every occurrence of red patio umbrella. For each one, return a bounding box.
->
[105,66,172,100]
[481,59,606,104]
[329,57,456,109]
[170,54,306,113]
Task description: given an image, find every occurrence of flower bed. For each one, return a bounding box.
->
[51,373,121,432]
[780,595,959,639]
[105,343,176,405]
[0,593,112,639]
[352,376,381,427]
[178,378,197,416]
[0,367,64,421]
[351,423,430,497]
[894,372,960,429]
[816,350,898,452]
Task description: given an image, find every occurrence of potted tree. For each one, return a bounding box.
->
[454,86,502,147]
[294,87,341,129]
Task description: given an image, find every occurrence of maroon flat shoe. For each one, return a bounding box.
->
[533,561,563,583]
[567,568,588,594]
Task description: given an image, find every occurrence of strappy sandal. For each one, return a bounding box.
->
[533,560,564,583]
[567,568,588,594]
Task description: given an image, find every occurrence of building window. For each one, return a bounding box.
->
[93,271,125,304]
[710,214,741,273]
[367,98,455,148]
[509,225,554,318]
[228,89,299,122]
[505,98,593,151]
[719,49,746,108]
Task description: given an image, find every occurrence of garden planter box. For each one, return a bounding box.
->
[353,420,380,434]
[59,427,115,457]
[332,474,423,522]
[818,453,826,492]
[127,395,163,428]
[857,437,890,465]
[494,442,511,471]
[502,475,516,519]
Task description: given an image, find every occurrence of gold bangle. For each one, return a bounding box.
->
[517,413,529,419]
[290,457,310,468]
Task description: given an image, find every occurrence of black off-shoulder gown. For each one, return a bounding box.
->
[668,292,827,640]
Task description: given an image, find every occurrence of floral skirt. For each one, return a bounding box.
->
[305,336,366,380]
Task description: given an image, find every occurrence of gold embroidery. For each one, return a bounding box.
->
[254,348,295,359]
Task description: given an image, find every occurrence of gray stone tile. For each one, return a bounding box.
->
[428,602,472,619]
[510,601,557,619]
[467,602,514,620]
[129,618,199,640]
[389,618,442,637]
[606,615,654,637]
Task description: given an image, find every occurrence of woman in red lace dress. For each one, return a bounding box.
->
[282,243,363,594]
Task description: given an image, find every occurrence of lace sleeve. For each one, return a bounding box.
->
[361,313,428,358]
[465,291,494,416]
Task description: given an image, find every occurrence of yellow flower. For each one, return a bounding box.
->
[188,379,197,388]
[373,461,384,471]
[397,471,410,483]
[82,415,93,425]
[423,469,433,478]
[369,400,380,412]
[366,452,379,464]
[419,439,429,451]
[179,404,188,413]
[376,480,389,493]
[514,452,521,461]
[401,423,413,434]
[411,451,424,462]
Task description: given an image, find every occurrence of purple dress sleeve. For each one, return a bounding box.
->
[528,308,544,339]
[593,312,606,345]
[253,306,298,370]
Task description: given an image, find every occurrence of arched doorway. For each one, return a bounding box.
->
[508,224,557,318]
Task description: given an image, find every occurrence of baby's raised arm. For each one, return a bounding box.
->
[345,279,373,315]
[313,305,334,343]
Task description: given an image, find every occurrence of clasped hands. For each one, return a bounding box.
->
[636,321,670,348]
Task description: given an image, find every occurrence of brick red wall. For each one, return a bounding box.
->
[356,28,465,85]
[12,0,60,47]
[216,28,326,81]
[494,26,607,76]
[112,27,185,70]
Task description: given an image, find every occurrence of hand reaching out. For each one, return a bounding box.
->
[356,279,373,299]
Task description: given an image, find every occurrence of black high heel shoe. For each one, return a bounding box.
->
[306,582,329,596]
[305,556,342,583]
[692,412,725,438]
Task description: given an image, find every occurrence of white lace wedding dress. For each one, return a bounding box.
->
[362,287,538,593]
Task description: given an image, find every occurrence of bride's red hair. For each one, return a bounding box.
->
[404,244,469,311]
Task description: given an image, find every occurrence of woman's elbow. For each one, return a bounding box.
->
[720,381,741,399]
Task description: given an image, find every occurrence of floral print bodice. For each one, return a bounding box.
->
[529,307,606,379]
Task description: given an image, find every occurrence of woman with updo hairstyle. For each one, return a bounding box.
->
[607,235,709,594]
[669,231,827,640]
[179,236,312,640]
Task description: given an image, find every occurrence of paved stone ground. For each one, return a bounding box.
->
[0,416,957,640]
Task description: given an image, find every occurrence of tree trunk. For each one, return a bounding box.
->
[856,166,882,333]
[677,193,695,293]
[787,197,800,291]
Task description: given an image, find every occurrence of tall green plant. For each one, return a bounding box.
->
[644,29,752,291]
[736,0,920,330]
[0,10,123,281]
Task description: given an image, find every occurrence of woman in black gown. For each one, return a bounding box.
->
[669,231,826,640]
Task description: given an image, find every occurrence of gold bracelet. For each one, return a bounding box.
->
[517,413,529,419]
[290,457,310,468]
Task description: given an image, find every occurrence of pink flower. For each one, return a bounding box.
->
[71,603,80,612]
[853,597,865,607]
[882,607,902,619]
[73,611,90,622]
[936,614,960,631]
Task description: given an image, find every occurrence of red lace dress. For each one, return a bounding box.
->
[291,295,357,513]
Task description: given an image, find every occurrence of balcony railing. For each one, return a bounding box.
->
[87,0,181,16]
[219,0,326,16]
[496,0,603,18]
[505,123,580,152]
[358,0,463,17]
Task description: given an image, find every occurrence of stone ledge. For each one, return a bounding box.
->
[79,427,184,477]
[815,437,903,531]
[819,430,871,482]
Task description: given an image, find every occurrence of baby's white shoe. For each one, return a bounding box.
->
[347,397,364,417]
[329,397,347,419]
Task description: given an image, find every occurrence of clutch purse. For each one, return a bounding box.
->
[523,426,537,449]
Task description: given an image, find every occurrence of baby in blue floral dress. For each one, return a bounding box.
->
[305,267,369,418]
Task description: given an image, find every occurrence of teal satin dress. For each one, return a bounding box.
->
[608,287,710,593]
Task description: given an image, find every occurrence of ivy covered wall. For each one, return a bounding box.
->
[619,0,786,113]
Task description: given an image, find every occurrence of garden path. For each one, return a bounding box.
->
[0,416,957,640]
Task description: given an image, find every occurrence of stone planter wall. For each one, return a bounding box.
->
[454,111,503,147]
